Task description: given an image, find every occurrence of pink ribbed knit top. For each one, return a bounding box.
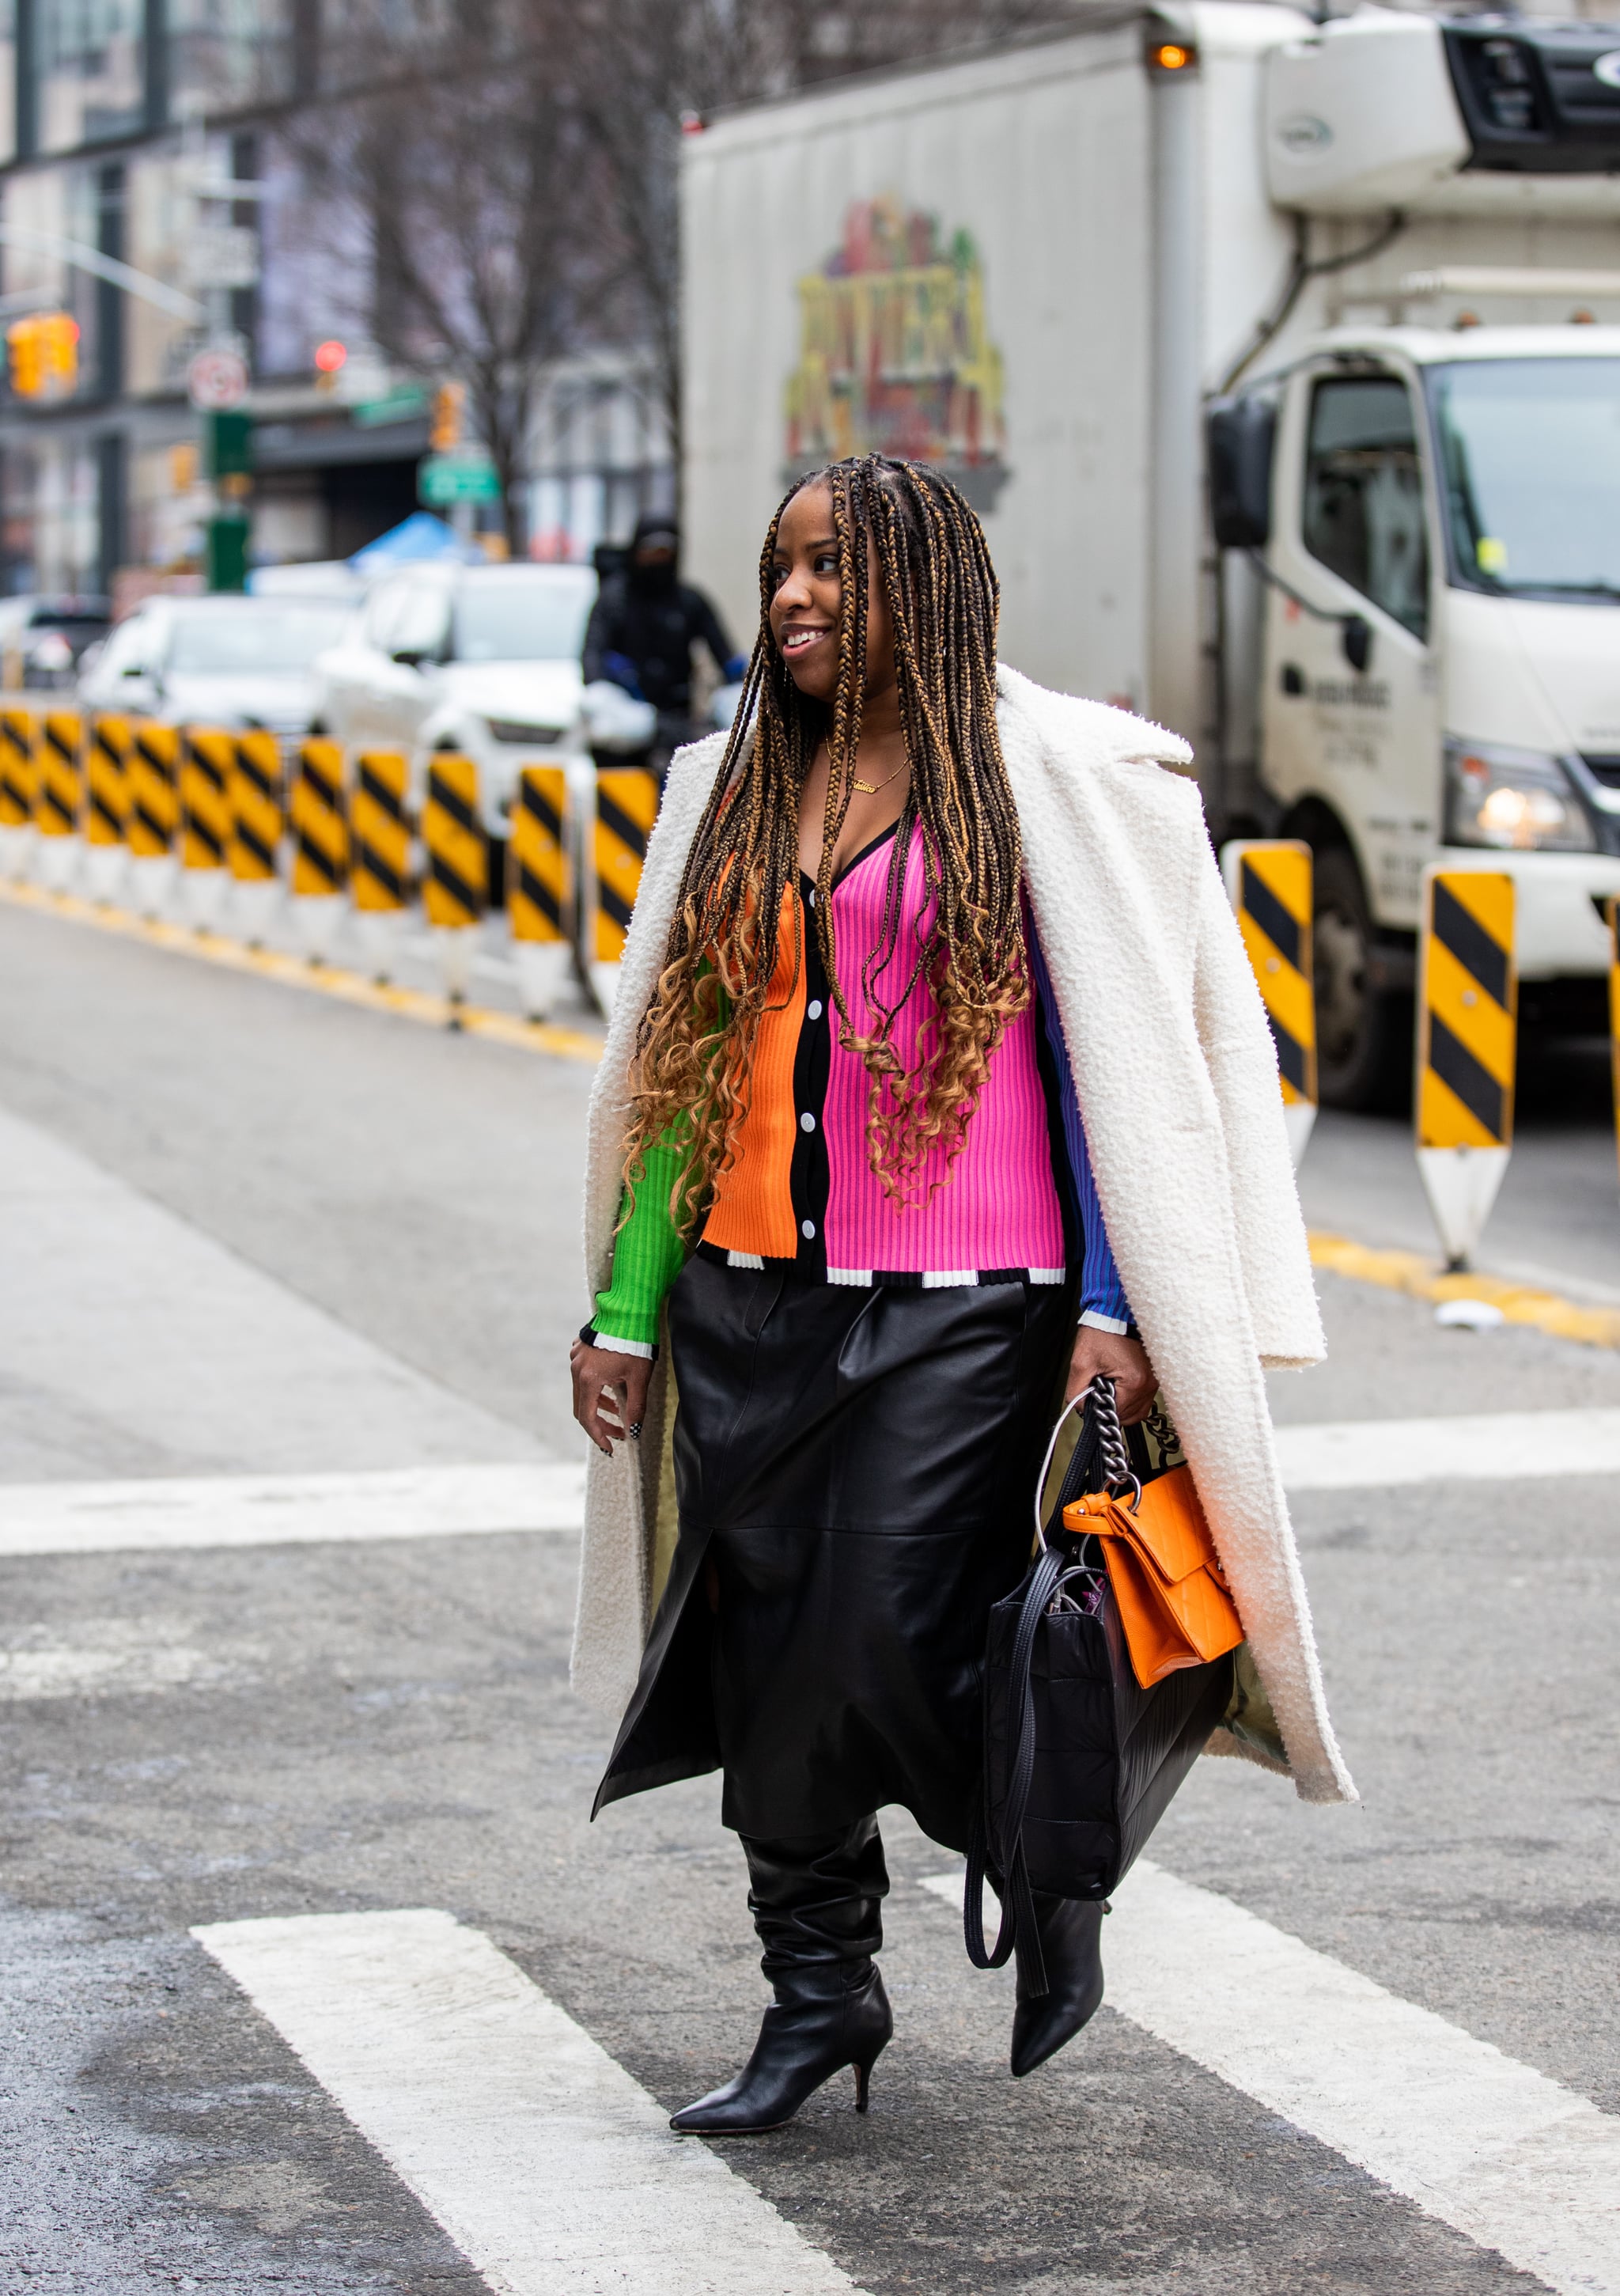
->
[699,819,1065,1284]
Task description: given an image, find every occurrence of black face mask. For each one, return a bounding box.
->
[628,553,678,599]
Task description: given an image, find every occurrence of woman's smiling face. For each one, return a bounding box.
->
[767,481,893,707]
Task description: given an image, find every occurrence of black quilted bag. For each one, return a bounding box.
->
[964,1378,1236,1992]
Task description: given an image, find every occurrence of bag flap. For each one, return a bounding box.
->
[1065,1467,1221,1590]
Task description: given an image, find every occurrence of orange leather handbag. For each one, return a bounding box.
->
[1063,1408,1243,1689]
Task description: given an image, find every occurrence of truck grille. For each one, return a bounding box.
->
[1580,754,1620,788]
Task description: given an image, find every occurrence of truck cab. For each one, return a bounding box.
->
[1223,327,1620,1105]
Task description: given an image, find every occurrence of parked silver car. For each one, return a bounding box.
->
[78,595,344,734]
[311,562,597,834]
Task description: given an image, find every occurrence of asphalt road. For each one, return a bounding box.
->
[2,895,1617,2295]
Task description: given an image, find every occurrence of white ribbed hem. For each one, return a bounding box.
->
[827,1267,873,1286]
[1078,1309,1130,1335]
[1028,1267,1066,1285]
[922,1270,978,1290]
[589,1332,656,1359]
[725,1250,764,1270]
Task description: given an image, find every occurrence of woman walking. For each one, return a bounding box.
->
[570,455,1353,2134]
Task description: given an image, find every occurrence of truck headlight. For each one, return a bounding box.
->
[1444,740,1595,854]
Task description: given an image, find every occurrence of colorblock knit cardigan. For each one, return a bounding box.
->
[572,664,1357,1808]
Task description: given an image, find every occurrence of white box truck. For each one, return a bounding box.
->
[681,6,1620,1104]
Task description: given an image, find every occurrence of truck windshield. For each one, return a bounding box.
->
[1427,358,1620,604]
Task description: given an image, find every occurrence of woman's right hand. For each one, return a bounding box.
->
[570,1339,653,1457]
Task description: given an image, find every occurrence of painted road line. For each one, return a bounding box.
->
[922,1863,1619,2296]
[0,878,602,1067]
[1309,1230,1620,1351]
[1274,1406,1620,1490]
[195,1908,866,2296]
[4,1404,1613,1563]
[0,1463,584,1559]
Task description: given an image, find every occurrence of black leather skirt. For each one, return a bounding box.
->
[594,1256,1077,1851]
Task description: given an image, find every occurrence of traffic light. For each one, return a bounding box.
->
[7,313,80,400]
[430,381,465,451]
[7,317,44,398]
[42,313,79,388]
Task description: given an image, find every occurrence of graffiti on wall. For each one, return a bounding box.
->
[783,195,1009,510]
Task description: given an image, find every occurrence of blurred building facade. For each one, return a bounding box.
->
[0,1,676,597]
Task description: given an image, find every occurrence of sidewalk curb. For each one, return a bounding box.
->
[0,877,604,1067]
[1310,1230,1620,1352]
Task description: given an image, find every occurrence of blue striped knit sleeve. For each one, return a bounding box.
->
[1028,926,1134,1335]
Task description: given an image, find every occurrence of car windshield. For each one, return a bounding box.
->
[452,570,595,663]
[1426,357,1620,603]
[166,605,335,674]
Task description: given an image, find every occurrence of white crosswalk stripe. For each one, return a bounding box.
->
[1274,1406,1620,1490]
[194,1908,868,2296]
[3,1404,1616,1565]
[922,1865,1620,2296]
[0,1462,583,1557]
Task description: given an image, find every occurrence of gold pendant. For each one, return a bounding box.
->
[852,778,875,794]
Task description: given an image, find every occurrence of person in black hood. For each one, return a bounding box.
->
[581,514,744,767]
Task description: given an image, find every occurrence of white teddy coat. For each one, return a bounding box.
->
[572,664,1357,1807]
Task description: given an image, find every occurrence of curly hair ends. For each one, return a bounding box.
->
[619,453,1028,1236]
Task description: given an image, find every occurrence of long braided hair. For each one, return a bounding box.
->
[622,454,1028,1235]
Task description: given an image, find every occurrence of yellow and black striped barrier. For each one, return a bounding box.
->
[35,708,82,847]
[422,753,484,930]
[510,765,568,942]
[85,714,131,847]
[509,763,570,1021]
[180,729,233,924]
[0,709,36,868]
[592,767,657,1010]
[1416,866,1516,1268]
[290,739,349,897]
[1222,838,1316,1166]
[228,733,284,884]
[350,750,411,912]
[127,722,180,860]
[422,752,484,1010]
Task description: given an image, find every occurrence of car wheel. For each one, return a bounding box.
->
[1313,846,1411,1112]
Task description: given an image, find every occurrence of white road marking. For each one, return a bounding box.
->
[1274,1406,1620,1489]
[4,1403,1610,1566]
[194,1908,867,2296]
[922,1864,1620,2296]
[0,1462,585,1559]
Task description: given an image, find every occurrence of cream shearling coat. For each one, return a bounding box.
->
[573,663,1357,1808]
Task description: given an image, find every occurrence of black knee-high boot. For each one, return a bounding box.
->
[669,1816,893,2135]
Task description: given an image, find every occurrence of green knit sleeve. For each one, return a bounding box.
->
[590,1127,693,1354]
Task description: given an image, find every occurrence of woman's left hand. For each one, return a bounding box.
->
[1065,1325,1157,1425]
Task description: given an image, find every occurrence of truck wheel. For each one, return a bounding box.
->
[1313,847,1410,1112]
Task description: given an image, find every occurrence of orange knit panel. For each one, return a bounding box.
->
[702,886,805,1260]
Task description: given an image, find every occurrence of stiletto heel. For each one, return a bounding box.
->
[854,2057,872,2112]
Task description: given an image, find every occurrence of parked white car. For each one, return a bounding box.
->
[311,563,598,835]
[79,594,343,734]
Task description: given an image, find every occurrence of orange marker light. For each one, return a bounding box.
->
[1152,40,1193,69]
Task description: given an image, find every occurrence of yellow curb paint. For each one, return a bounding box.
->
[0,877,603,1068]
[1309,1230,1620,1352]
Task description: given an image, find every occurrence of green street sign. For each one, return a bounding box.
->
[353,386,428,428]
[419,450,499,505]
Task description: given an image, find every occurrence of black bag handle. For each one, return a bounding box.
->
[963,1378,1118,1990]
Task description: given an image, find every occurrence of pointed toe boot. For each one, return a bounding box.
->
[669,1960,892,2134]
[1010,1892,1106,2079]
[672,1816,892,2135]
